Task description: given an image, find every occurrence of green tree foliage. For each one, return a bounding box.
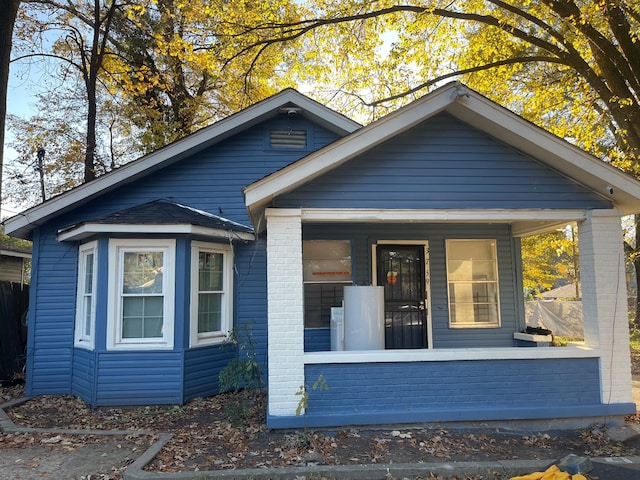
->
[0,224,31,252]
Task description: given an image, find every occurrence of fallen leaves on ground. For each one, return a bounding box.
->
[4,378,640,480]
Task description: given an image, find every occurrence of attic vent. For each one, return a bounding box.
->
[270,129,307,149]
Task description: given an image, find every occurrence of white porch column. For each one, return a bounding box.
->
[266,208,305,417]
[579,209,632,404]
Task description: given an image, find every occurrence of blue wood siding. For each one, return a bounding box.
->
[184,343,236,400]
[26,228,78,395]
[67,118,341,228]
[284,358,609,427]
[277,113,611,210]
[27,116,340,403]
[305,328,331,352]
[303,223,521,349]
[234,238,269,372]
[71,348,96,405]
[95,352,183,406]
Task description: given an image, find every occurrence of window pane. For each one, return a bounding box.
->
[304,283,346,328]
[447,259,497,281]
[123,252,164,294]
[83,297,92,336]
[143,316,163,338]
[84,253,94,293]
[447,239,500,326]
[198,292,222,333]
[303,240,352,282]
[122,297,164,338]
[122,316,142,338]
[199,252,223,291]
[123,296,143,317]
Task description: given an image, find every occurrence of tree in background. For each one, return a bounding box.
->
[5,0,289,204]
[219,0,640,322]
[521,230,578,300]
[102,0,286,153]
[0,0,21,217]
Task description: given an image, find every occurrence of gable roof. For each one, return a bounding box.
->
[57,199,255,242]
[244,82,640,227]
[4,89,361,240]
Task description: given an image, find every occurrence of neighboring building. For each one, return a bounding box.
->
[4,83,639,429]
[0,247,31,284]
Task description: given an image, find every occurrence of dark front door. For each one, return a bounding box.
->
[377,245,427,349]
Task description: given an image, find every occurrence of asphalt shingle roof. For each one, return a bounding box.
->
[80,199,253,233]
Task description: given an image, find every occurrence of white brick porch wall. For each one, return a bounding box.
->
[579,209,633,404]
[266,209,305,417]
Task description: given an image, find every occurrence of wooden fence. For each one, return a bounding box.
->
[0,281,29,382]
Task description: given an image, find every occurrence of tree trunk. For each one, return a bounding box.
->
[635,214,640,330]
[0,0,21,215]
[84,88,97,182]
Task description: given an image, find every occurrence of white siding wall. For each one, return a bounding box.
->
[266,209,305,416]
[579,209,633,404]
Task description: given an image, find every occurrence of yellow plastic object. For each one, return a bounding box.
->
[510,464,582,480]
[509,473,545,480]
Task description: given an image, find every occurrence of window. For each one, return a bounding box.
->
[190,242,233,346]
[446,239,500,327]
[303,240,352,328]
[107,239,175,350]
[74,241,97,349]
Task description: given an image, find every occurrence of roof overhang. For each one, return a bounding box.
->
[0,248,31,259]
[245,82,640,228]
[4,89,360,240]
[57,223,255,242]
[273,207,588,237]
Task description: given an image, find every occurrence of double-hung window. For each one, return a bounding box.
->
[190,242,233,346]
[74,241,97,349]
[446,239,500,328]
[107,239,175,350]
[303,240,352,328]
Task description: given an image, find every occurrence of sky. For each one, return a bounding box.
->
[2,69,34,220]
[2,47,57,221]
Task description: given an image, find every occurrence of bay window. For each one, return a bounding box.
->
[107,239,175,350]
[190,242,233,346]
[74,241,97,349]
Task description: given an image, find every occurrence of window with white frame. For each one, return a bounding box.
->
[303,240,352,328]
[74,241,97,349]
[190,242,233,346]
[107,239,175,350]
[446,239,500,328]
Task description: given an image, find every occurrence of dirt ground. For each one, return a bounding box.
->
[2,352,640,480]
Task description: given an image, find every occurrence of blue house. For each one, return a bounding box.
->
[4,82,639,429]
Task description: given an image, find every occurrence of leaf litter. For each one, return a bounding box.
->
[3,380,640,480]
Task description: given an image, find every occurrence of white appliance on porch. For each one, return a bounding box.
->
[332,285,385,351]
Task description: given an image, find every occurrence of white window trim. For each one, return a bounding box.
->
[107,239,175,350]
[446,239,501,328]
[189,241,233,347]
[74,241,98,350]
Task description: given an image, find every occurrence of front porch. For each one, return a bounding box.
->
[265,208,635,429]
